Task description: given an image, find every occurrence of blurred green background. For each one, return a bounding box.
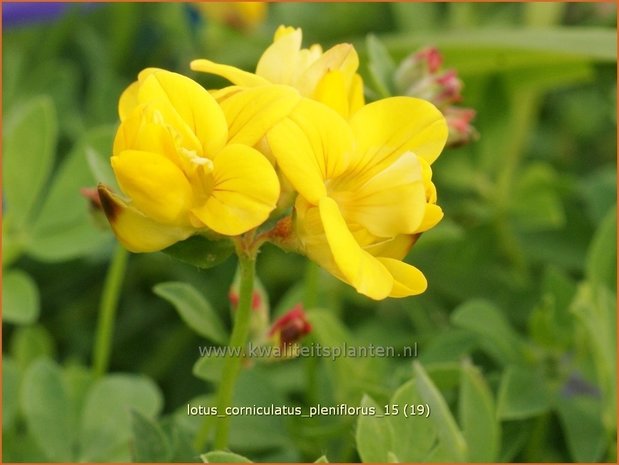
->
[2,2,617,463]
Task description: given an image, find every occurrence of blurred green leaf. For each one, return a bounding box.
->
[3,96,57,231]
[227,370,295,454]
[162,235,234,269]
[62,363,95,442]
[10,325,56,371]
[355,394,391,463]
[131,410,172,462]
[459,360,500,461]
[451,299,525,365]
[3,269,40,325]
[85,138,120,188]
[314,455,329,463]
[201,450,252,463]
[413,362,467,461]
[3,357,20,429]
[570,283,617,432]
[193,354,226,384]
[581,168,617,224]
[21,358,74,461]
[499,420,532,461]
[365,34,396,98]
[497,365,551,420]
[510,163,565,231]
[28,125,114,262]
[420,330,478,364]
[555,395,606,462]
[585,205,617,291]
[388,380,435,461]
[79,374,163,461]
[154,281,228,344]
[529,267,577,350]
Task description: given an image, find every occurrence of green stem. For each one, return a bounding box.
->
[195,250,256,451]
[92,244,128,377]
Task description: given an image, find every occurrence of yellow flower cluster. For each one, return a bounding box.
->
[100,26,448,300]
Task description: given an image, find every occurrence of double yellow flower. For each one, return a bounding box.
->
[100,26,447,300]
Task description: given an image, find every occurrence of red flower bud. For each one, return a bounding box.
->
[415,47,443,73]
[268,304,312,346]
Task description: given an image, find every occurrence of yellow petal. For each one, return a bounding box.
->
[190,59,269,87]
[218,85,301,147]
[256,27,304,84]
[377,257,427,297]
[113,107,177,158]
[190,144,279,235]
[337,151,426,236]
[319,197,393,300]
[416,203,444,233]
[364,234,415,261]
[348,73,365,115]
[137,69,228,155]
[118,81,139,121]
[268,99,353,204]
[350,97,448,171]
[312,70,350,119]
[298,43,358,97]
[112,150,193,225]
[273,25,297,41]
[98,185,193,253]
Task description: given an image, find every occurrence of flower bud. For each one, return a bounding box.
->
[444,107,479,147]
[268,304,312,347]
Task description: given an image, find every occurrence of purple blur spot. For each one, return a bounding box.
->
[3,2,98,28]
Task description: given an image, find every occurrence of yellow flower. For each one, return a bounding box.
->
[191,25,364,119]
[267,97,447,299]
[99,68,300,252]
[195,2,267,31]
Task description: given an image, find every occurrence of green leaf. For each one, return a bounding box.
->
[570,283,617,431]
[451,299,525,365]
[21,358,74,461]
[201,450,252,463]
[355,394,391,463]
[3,96,57,231]
[131,410,172,462]
[86,142,118,189]
[314,455,329,463]
[2,269,40,325]
[510,163,565,231]
[154,282,228,344]
[366,34,396,98]
[581,168,617,224]
[459,360,500,461]
[2,357,20,429]
[193,353,226,384]
[555,395,606,462]
[585,205,617,291]
[28,125,114,262]
[10,325,56,371]
[162,235,234,269]
[413,362,468,461]
[62,363,95,440]
[496,365,551,420]
[388,380,435,461]
[79,374,163,461]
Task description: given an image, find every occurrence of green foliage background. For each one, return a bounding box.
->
[2,2,617,463]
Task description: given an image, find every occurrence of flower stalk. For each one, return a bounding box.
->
[213,246,256,449]
[92,244,129,377]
